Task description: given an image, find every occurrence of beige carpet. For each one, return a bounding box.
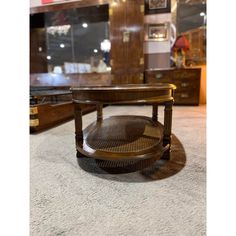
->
[30,105,206,236]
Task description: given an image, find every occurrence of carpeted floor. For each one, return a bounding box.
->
[30,105,206,236]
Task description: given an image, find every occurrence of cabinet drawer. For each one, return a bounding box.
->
[172,69,200,80]
[173,80,199,90]
[145,71,172,82]
[145,68,201,105]
[173,90,199,105]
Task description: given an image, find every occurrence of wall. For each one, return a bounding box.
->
[30,0,78,8]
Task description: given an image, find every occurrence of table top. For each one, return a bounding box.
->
[71,83,176,91]
[30,89,71,97]
[71,83,176,104]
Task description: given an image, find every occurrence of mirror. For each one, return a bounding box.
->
[176,0,206,65]
[30,4,110,74]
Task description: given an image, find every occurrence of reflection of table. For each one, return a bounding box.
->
[30,89,71,104]
[71,84,176,162]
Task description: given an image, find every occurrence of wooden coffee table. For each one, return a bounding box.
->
[71,84,176,163]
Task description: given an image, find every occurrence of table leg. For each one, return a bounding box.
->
[96,103,103,122]
[163,101,173,160]
[74,103,83,158]
[152,104,158,122]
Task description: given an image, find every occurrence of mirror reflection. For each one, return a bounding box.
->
[30,4,110,74]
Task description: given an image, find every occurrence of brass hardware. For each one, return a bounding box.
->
[139,73,144,81]
[180,93,189,98]
[140,5,144,13]
[30,119,39,127]
[123,31,130,42]
[139,57,144,65]
[30,107,38,115]
[155,73,162,79]
[109,8,113,16]
[181,82,189,87]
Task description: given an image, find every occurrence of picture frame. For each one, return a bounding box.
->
[145,0,171,14]
[145,23,169,41]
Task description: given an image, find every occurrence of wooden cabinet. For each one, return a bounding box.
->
[30,0,145,83]
[145,68,201,105]
[30,72,112,132]
[109,0,144,84]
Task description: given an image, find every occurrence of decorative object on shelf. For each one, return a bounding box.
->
[144,0,171,14]
[146,23,169,41]
[100,39,111,65]
[46,25,71,36]
[173,35,190,68]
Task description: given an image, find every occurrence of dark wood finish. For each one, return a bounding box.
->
[30,102,74,133]
[152,104,158,122]
[96,104,103,122]
[144,0,171,15]
[30,0,145,84]
[144,68,201,105]
[110,0,144,84]
[163,101,173,159]
[30,72,112,132]
[71,84,175,104]
[111,73,144,84]
[29,88,96,132]
[72,84,176,162]
[30,28,48,73]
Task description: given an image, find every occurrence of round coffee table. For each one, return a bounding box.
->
[71,83,176,163]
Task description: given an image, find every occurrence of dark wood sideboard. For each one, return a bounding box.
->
[30,72,112,133]
[144,68,201,105]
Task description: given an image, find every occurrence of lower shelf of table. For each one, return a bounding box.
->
[76,115,168,161]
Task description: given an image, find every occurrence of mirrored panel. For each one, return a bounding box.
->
[176,0,206,65]
[30,4,110,74]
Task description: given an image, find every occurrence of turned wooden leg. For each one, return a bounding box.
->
[152,104,158,122]
[96,103,103,122]
[162,101,173,160]
[74,103,84,158]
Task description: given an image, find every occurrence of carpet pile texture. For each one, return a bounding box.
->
[30,105,206,236]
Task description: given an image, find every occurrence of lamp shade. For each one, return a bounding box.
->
[173,35,190,52]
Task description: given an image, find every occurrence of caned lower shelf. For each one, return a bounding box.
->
[76,115,167,161]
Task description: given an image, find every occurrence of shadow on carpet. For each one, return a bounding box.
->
[77,134,186,182]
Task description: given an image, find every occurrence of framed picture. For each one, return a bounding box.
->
[145,0,171,14]
[145,23,169,41]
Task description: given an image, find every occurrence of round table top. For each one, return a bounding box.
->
[71,83,176,104]
[71,83,176,91]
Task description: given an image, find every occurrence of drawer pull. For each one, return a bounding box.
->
[180,93,189,98]
[155,74,162,79]
[181,82,189,87]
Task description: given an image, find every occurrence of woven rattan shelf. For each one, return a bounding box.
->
[71,84,176,163]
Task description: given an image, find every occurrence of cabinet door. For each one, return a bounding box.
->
[112,72,144,84]
[109,1,126,74]
[126,0,144,75]
[110,0,144,84]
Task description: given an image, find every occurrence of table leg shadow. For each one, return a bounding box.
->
[77,133,186,182]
